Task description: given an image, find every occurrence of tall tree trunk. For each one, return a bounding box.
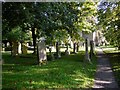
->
[56,41,61,59]
[10,41,12,55]
[11,41,18,56]
[73,42,76,53]
[49,47,54,60]
[90,40,94,59]
[32,27,36,54]
[85,38,91,63]
[76,42,79,52]
[4,41,7,47]
[37,44,39,65]
[65,43,70,55]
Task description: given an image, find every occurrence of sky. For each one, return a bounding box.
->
[0,0,120,2]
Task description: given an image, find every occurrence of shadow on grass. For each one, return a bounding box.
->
[2,51,97,89]
[105,51,120,87]
[2,54,38,65]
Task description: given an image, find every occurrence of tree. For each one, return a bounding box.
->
[78,1,97,63]
[2,2,98,63]
[5,26,31,56]
[2,2,32,56]
[2,2,27,33]
[98,1,120,49]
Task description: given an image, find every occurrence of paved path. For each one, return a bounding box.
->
[93,48,119,88]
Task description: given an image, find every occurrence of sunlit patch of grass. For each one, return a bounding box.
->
[100,45,117,48]
[103,48,120,86]
[2,51,97,89]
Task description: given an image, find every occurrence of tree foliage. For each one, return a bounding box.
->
[2,2,97,45]
[98,1,120,49]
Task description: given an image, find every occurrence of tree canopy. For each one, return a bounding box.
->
[2,2,98,43]
[97,1,120,49]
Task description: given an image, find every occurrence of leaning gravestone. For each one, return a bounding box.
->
[37,41,47,65]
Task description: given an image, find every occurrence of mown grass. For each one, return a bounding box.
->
[103,47,120,87]
[2,51,97,89]
[100,45,116,48]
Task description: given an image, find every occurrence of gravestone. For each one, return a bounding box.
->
[37,41,47,65]
[7,42,10,47]
[65,44,70,55]
[18,42,22,54]
[21,42,27,54]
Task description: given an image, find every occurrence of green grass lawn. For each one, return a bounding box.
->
[102,47,120,87]
[2,51,97,89]
[100,45,116,48]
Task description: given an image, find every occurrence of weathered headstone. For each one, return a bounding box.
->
[70,41,73,48]
[18,42,22,54]
[7,42,10,47]
[21,42,27,54]
[65,44,70,55]
[37,41,47,65]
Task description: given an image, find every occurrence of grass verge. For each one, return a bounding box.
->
[2,51,97,89]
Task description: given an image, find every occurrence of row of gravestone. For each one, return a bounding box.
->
[38,37,95,65]
[37,41,71,66]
